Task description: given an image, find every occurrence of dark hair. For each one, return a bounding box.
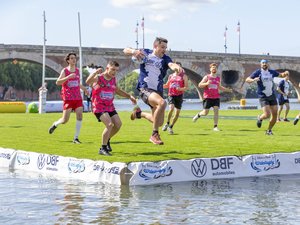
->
[175,61,182,67]
[88,63,103,69]
[107,60,119,67]
[65,52,77,63]
[154,37,168,45]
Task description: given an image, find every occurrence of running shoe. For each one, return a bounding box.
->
[48,124,57,134]
[193,113,200,122]
[213,127,220,131]
[162,123,168,131]
[99,147,112,156]
[294,118,299,125]
[168,127,174,135]
[256,115,262,128]
[130,105,142,120]
[73,138,82,144]
[283,118,290,122]
[277,118,281,122]
[149,133,164,145]
[265,130,273,135]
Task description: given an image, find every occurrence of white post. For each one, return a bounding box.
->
[39,10,47,114]
[78,12,83,96]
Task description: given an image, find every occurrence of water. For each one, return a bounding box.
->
[1,168,300,225]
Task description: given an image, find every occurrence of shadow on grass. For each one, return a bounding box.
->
[112,140,149,144]
[0,126,24,128]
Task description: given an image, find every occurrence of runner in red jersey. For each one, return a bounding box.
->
[86,61,137,156]
[162,62,188,134]
[193,63,232,131]
[48,52,88,144]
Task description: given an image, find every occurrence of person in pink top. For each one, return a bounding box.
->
[48,52,88,144]
[192,63,232,131]
[86,61,137,156]
[162,62,188,134]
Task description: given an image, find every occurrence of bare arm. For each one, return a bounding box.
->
[278,71,289,78]
[86,68,103,85]
[219,85,232,92]
[163,76,171,89]
[245,76,260,83]
[178,75,189,92]
[115,86,137,105]
[198,76,209,88]
[168,62,182,73]
[56,70,76,86]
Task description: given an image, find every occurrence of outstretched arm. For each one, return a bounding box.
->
[115,86,137,105]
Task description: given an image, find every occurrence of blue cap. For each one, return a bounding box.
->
[260,59,268,63]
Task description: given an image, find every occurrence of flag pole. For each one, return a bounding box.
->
[141,17,145,49]
[237,21,241,55]
[224,25,228,53]
[135,21,139,49]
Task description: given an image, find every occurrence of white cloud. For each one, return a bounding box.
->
[110,0,218,22]
[101,18,120,28]
[149,14,170,22]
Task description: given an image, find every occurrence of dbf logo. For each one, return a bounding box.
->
[191,159,207,178]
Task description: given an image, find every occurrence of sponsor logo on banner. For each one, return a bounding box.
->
[93,163,120,175]
[191,159,207,178]
[210,157,235,176]
[0,153,11,160]
[16,153,30,165]
[139,162,172,180]
[37,154,59,171]
[68,159,85,173]
[251,154,280,172]
[295,158,300,164]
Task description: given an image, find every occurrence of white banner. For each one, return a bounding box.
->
[2,147,300,186]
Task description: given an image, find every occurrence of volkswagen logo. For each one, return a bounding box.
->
[37,154,46,170]
[191,159,207,178]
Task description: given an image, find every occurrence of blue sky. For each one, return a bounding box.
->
[1,0,299,56]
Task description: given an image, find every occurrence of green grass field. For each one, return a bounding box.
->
[0,110,299,163]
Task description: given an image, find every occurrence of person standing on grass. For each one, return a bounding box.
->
[162,62,188,134]
[48,52,88,144]
[245,59,289,135]
[192,63,232,131]
[277,74,290,122]
[123,37,182,145]
[293,82,300,125]
[86,60,137,156]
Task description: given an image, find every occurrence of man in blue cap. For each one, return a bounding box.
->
[245,59,289,135]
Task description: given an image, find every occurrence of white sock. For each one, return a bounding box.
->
[74,120,82,139]
[54,118,64,127]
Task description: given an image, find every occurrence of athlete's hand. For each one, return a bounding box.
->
[68,73,77,79]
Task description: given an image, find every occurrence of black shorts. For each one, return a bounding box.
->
[278,96,289,105]
[139,88,163,108]
[94,110,118,122]
[168,95,183,109]
[203,98,220,109]
[259,95,278,107]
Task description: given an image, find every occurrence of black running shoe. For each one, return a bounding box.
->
[256,115,262,128]
[99,147,112,156]
[48,124,57,134]
[73,138,81,144]
[283,118,290,122]
[294,118,299,125]
[107,140,112,152]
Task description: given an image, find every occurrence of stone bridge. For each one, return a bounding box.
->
[1,44,300,100]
